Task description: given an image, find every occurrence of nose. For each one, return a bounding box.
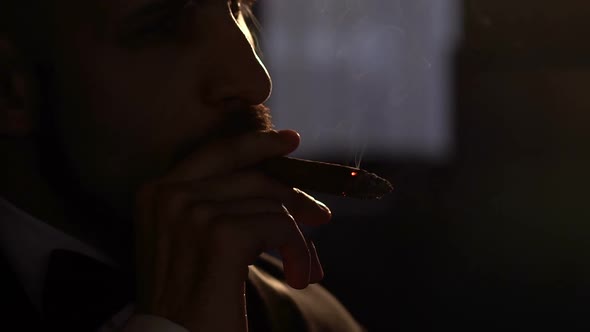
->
[201,10,272,107]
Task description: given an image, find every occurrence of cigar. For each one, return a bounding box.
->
[259,156,393,200]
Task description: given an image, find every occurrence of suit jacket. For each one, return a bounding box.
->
[0,251,366,332]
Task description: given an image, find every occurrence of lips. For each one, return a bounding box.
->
[171,103,273,167]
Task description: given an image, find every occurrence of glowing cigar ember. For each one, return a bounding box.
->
[260,157,394,200]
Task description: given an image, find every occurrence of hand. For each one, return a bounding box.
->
[131,130,332,332]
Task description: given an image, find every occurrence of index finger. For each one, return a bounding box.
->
[161,130,300,183]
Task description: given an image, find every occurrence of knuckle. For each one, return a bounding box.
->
[245,171,272,188]
[246,171,285,194]
[149,185,196,221]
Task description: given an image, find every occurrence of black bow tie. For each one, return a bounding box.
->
[42,249,134,331]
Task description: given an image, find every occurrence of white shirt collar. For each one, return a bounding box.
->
[0,197,116,313]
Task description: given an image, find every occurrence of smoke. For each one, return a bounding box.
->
[261,0,458,162]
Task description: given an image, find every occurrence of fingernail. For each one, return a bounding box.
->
[308,240,325,283]
[278,130,300,150]
[278,129,300,140]
[316,200,332,218]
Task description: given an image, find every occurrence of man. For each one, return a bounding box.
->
[0,0,366,331]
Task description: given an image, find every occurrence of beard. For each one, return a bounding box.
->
[31,61,275,259]
[170,103,275,169]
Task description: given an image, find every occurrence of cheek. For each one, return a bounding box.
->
[51,48,217,196]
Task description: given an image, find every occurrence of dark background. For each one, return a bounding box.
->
[280,1,590,330]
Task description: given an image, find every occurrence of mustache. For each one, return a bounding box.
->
[216,103,274,138]
[171,104,274,167]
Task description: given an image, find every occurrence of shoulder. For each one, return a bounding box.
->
[249,253,367,332]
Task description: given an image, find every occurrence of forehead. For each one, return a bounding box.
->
[52,0,185,38]
[56,0,177,22]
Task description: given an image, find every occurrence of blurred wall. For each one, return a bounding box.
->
[256,1,590,331]
[307,1,590,331]
[259,0,460,162]
[437,0,590,329]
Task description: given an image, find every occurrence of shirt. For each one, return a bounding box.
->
[0,197,188,332]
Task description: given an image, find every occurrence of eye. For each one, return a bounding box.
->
[230,0,257,19]
[132,1,196,42]
[137,15,179,38]
[229,0,241,19]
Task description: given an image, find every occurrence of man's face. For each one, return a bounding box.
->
[35,0,272,216]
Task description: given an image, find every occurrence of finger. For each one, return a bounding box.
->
[216,199,286,216]
[279,232,311,290]
[162,171,285,200]
[209,211,311,289]
[162,130,300,183]
[162,171,332,226]
[283,188,332,227]
[307,239,324,284]
[275,206,311,289]
[210,200,324,285]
